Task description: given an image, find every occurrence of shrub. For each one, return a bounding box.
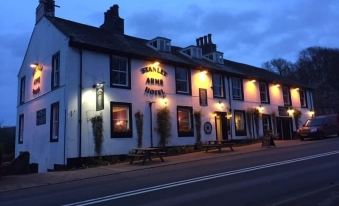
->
[156,107,171,148]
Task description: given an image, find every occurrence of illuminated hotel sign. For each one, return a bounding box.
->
[32,64,43,95]
[140,62,167,98]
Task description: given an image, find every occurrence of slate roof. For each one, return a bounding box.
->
[47,16,311,89]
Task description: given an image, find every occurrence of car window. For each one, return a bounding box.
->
[305,118,324,127]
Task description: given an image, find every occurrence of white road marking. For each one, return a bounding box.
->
[63,150,339,206]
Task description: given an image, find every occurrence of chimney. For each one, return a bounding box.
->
[36,0,55,23]
[196,34,217,55]
[100,5,124,35]
[196,38,200,47]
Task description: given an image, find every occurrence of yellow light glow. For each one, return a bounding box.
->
[308,110,315,117]
[215,101,225,111]
[287,108,295,116]
[226,114,233,119]
[294,87,300,91]
[245,80,257,97]
[250,79,256,83]
[257,106,264,114]
[274,84,280,87]
[199,70,208,82]
[144,62,164,79]
[30,63,38,68]
[159,98,168,107]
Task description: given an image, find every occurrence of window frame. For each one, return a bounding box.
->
[18,114,24,144]
[51,52,60,90]
[175,67,191,95]
[232,77,244,101]
[299,89,308,108]
[110,55,131,89]
[234,110,247,136]
[212,73,225,98]
[50,102,60,142]
[20,76,26,105]
[110,102,133,138]
[259,82,270,104]
[177,106,194,137]
[36,108,47,126]
[282,86,292,106]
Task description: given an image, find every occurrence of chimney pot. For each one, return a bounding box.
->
[36,0,55,23]
[203,36,208,45]
[199,37,203,46]
[208,34,212,44]
[101,4,124,34]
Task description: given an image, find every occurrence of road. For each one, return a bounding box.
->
[1,138,339,206]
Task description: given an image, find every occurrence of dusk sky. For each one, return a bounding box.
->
[0,0,339,126]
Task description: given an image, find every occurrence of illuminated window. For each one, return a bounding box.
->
[232,78,243,100]
[212,73,224,98]
[50,102,59,142]
[177,106,194,137]
[52,52,60,89]
[18,114,24,144]
[20,76,26,104]
[299,89,308,108]
[282,86,291,106]
[234,110,246,136]
[175,68,191,94]
[111,102,132,138]
[259,82,270,104]
[110,56,130,88]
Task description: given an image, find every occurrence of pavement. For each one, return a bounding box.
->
[0,140,312,193]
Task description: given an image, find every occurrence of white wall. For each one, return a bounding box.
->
[16,17,69,172]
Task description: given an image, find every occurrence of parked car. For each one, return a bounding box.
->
[297,114,339,140]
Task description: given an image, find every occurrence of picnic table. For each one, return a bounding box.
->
[129,147,165,165]
[203,140,234,152]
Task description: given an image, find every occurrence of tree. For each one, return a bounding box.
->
[262,58,295,77]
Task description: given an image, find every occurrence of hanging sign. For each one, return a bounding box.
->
[32,64,43,95]
[96,84,104,111]
[140,62,167,98]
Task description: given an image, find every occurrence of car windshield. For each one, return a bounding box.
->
[305,118,324,127]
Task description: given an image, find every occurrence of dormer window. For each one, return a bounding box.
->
[148,37,171,52]
[180,46,202,59]
[203,51,224,64]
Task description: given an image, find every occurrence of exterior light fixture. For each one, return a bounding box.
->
[274,83,280,87]
[160,97,168,107]
[226,113,233,119]
[94,82,105,111]
[250,79,256,83]
[287,108,295,116]
[294,87,300,91]
[199,70,208,81]
[308,110,315,118]
[257,105,264,114]
[30,63,39,69]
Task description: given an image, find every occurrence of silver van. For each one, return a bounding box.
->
[297,114,339,140]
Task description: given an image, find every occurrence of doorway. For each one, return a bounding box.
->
[215,112,228,141]
[276,117,293,140]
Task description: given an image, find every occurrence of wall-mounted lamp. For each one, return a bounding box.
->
[199,70,208,82]
[257,105,264,114]
[294,87,300,91]
[250,79,256,83]
[287,108,295,116]
[308,109,315,118]
[226,113,233,119]
[274,83,280,87]
[30,63,39,69]
[159,97,168,107]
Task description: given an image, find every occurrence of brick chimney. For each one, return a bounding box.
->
[196,34,217,55]
[36,0,55,23]
[100,5,124,35]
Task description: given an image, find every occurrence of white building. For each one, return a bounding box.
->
[16,0,314,172]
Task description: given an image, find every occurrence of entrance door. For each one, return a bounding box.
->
[215,112,228,141]
[262,114,272,135]
[276,117,293,140]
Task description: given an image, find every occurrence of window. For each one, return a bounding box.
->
[50,102,59,142]
[51,52,60,89]
[212,73,224,98]
[20,76,26,104]
[299,89,308,108]
[18,114,24,144]
[232,78,243,100]
[110,56,130,88]
[259,82,270,104]
[262,114,272,134]
[234,110,246,136]
[175,68,191,94]
[177,106,194,137]
[282,86,291,106]
[36,108,46,126]
[199,88,208,106]
[111,102,132,138]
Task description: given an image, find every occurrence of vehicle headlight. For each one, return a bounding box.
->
[310,128,317,133]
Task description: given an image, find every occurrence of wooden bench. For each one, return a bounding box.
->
[203,140,234,152]
[129,148,165,165]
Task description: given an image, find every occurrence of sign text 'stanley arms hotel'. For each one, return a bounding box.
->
[17,0,314,172]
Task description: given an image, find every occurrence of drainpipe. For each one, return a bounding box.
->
[148,101,155,147]
[227,76,233,140]
[78,49,83,161]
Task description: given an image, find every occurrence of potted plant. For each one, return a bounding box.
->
[135,111,143,148]
[156,107,171,148]
[90,114,103,155]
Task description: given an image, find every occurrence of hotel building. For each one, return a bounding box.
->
[16,1,314,172]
